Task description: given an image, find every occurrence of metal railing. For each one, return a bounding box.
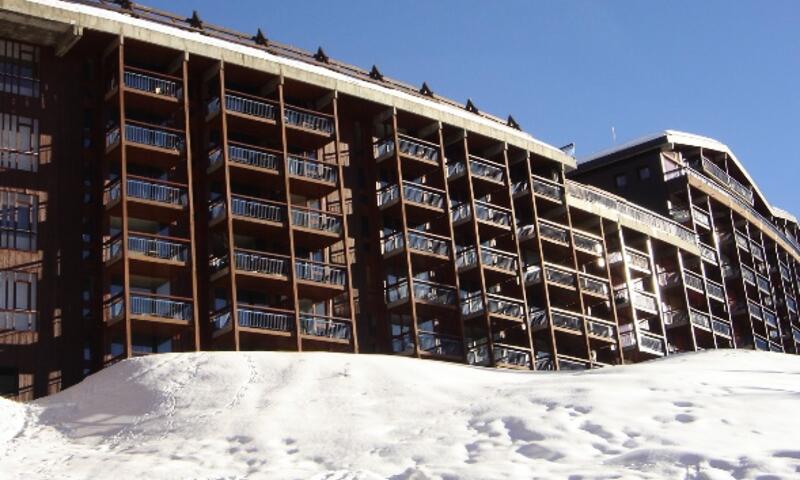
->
[690,156,754,205]
[546,265,577,288]
[455,245,517,273]
[684,270,705,292]
[300,314,351,340]
[538,220,569,244]
[130,293,192,321]
[418,331,463,357]
[586,317,616,339]
[493,344,531,367]
[288,155,338,184]
[551,309,583,332]
[105,177,187,206]
[238,305,293,331]
[224,143,281,171]
[376,135,440,163]
[128,233,188,262]
[284,106,334,135]
[699,242,718,265]
[532,176,564,203]
[123,68,179,98]
[123,122,184,151]
[235,249,289,276]
[224,93,277,120]
[291,207,342,234]
[462,155,505,183]
[292,260,345,286]
[712,318,732,338]
[381,230,450,257]
[565,180,697,245]
[579,274,609,297]
[461,292,526,320]
[385,279,457,306]
[231,195,284,223]
[378,181,444,209]
[573,231,603,255]
[689,308,711,330]
[0,310,36,332]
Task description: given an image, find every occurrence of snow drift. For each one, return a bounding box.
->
[1,350,799,479]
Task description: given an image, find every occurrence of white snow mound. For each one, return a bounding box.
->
[1,350,799,479]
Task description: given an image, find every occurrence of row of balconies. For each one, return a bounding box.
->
[208,196,341,234]
[529,307,617,341]
[511,175,565,204]
[209,305,351,341]
[689,155,755,205]
[206,92,334,136]
[210,249,346,287]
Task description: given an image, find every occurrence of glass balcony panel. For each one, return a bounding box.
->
[706,280,725,301]
[397,135,439,162]
[225,93,276,120]
[469,156,505,183]
[288,156,337,184]
[683,271,705,292]
[523,264,542,285]
[700,243,718,265]
[663,309,688,327]
[208,199,226,222]
[741,265,756,285]
[692,206,711,229]
[0,310,36,331]
[529,307,547,328]
[640,332,666,355]
[407,231,450,257]
[413,280,457,306]
[763,309,778,328]
[545,266,576,288]
[557,355,589,370]
[587,318,615,339]
[734,231,750,252]
[626,248,651,272]
[486,294,526,320]
[748,301,763,320]
[751,243,765,261]
[693,156,754,205]
[517,223,536,242]
[531,176,564,203]
[474,201,510,227]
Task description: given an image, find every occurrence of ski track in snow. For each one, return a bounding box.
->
[1,350,799,479]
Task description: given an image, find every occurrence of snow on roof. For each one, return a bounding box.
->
[579,130,798,227]
[1,350,799,478]
[25,0,571,164]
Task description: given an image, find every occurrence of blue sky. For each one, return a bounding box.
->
[148,0,799,214]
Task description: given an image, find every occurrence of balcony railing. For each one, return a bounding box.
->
[224,92,277,120]
[748,301,762,320]
[658,271,681,288]
[573,231,603,255]
[538,219,569,245]
[689,308,711,330]
[663,309,689,327]
[532,176,564,203]
[130,293,193,321]
[516,223,537,242]
[756,274,771,293]
[741,264,756,285]
[579,274,609,298]
[238,305,293,331]
[212,143,281,172]
[690,156,754,205]
[557,355,590,370]
[455,245,517,273]
[523,264,542,285]
[295,260,346,286]
[230,195,284,223]
[586,317,616,339]
[684,270,705,292]
[779,263,792,282]
[385,279,457,306]
[449,155,505,183]
[105,176,188,207]
[284,105,334,135]
[375,135,440,163]
[235,249,289,277]
[565,180,697,245]
[706,279,725,301]
[0,310,36,332]
[461,292,526,320]
[615,288,658,314]
[291,207,342,235]
[699,242,718,265]
[123,68,179,98]
[493,344,531,368]
[378,181,444,210]
[381,230,450,258]
[750,242,765,262]
[116,122,184,152]
[763,308,779,329]
[288,155,338,184]
[546,265,577,288]
[692,206,711,230]
[551,309,583,332]
[608,249,650,273]
[300,314,351,340]
[418,331,463,357]
[711,318,732,338]
[128,233,188,262]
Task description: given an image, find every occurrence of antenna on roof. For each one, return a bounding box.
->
[369,65,384,81]
[560,143,576,157]
[465,98,479,114]
[611,126,616,144]
[420,82,434,97]
[507,115,521,130]
[314,47,329,63]
[253,28,268,46]
[187,10,202,29]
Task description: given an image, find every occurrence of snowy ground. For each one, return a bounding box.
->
[1,350,799,479]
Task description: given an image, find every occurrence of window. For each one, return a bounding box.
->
[0,39,40,98]
[614,173,628,189]
[0,191,37,250]
[0,270,37,331]
[0,113,39,172]
[638,166,651,180]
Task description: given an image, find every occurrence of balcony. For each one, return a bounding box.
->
[106,122,184,154]
[523,264,542,286]
[579,273,610,298]
[448,155,505,185]
[750,242,765,262]
[609,248,651,274]
[683,270,705,293]
[385,279,457,308]
[763,308,779,329]
[379,181,445,216]
[663,309,689,328]
[122,67,180,99]
[531,176,565,203]
[221,92,277,122]
[451,200,511,232]
[455,245,517,274]
[374,135,440,165]
[418,331,463,358]
[284,105,334,136]
[291,206,342,247]
[104,177,188,219]
[208,142,281,176]
[233,249,290,279]
[105,293,193,324]
[690,156,754,205]
[778,263,792,282]
[493,344,531,368]
[300,314,351,341]
[211,304,294,335]
[295,260,346,289]
[538,219,570,246]
[551,308,583,333]
[692,206,711,230]
[615,287,659,314]
[288,155,338,196]
[689,308,711,331]
[733,230,750,252]
[620,330,665,356]
[382,230,450,260]
[706,279,726,302]
[711,317,732,338]
[545,265,577,290]
[0,310,36,332]
[699,242,718,265]
[557,355,591,370]
[103,233,189,266]
[586,317,616,340]
[573,230,603,256]
[747,301,763,320]
[461,292,526,321]
[756,274,771,293]
[209,195,285,229]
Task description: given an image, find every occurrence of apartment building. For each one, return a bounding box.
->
[0,0,797,400]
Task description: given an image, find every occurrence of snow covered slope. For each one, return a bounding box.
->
[1,350,799,479]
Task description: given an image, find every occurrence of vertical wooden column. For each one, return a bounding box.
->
[216,62,241,351]
[646,238,669,352]
[501,145,535,369]
[180,53,200,351]
[436,123,467,362]
[389,109,421,358]
[562,173,591,364]
[115,37,133,358]
[598,219,624,364]
[676,249,700,351]
[277,77,302,351]
[331,92,358,352]
[460,133,495,366]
